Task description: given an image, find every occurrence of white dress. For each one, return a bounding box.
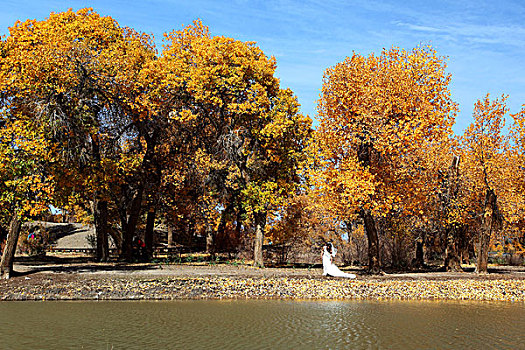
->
[322,245,356,278]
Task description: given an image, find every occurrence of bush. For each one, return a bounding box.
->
[18,226,52,256]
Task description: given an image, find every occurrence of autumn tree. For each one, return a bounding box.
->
[150,21,311,266]
[509,105,525,248]
[314,46,457,273]
[0,37,54,278]
[0,115,55,278]
[425,135,472,271]
[0,9,156,261]
[439,153,462,271]
[462,94,516,273]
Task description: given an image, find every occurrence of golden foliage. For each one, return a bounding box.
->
[312,46,457,222]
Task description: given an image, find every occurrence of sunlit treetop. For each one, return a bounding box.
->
[313,45,458,218]
[0,8,156,119]
[318,45,457,158]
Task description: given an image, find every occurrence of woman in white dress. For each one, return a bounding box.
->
[322,243,356,278]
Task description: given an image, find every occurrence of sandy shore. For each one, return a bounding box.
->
[1,262,525,302]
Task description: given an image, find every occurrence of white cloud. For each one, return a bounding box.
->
[395,21,443,33]
[395,20,525,48]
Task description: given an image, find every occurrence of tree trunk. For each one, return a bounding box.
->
[476,230,491,274]
[361,209,381,274]
[357,143,381,273]
[444,226,463,272]
[91,134,109,262]
[253,211,266,267]
[120,188,144,262]
[392,234,400,268]
[186,218,195,246]
[443,155,462,272]
[145,208,156,260]
[117,123,158,262]
[1,215,22,279]
[476,189,497,274]
[413,234,425,268]
[457,225,471,264]
[108,227,122,255]
[167,223,175,248]
[205,225,214,255]
[143,155,161,261]
[94,199,109,262]
[235,207,243,241]
[214,203,233,253]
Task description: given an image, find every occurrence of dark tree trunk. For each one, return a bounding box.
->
[116,121,159,262]
[94,199,109,262]
[143,151,161,261]
[91,134,109,262]
[215,203,234,253]
[120,188,144,262]
[253,211,266,267]
[0,227,7,248]
[413,234,425,268]
[476,189,497,274]
[145,208,156,260]
[235,207,243,240]
[361,209,381,274]
[1,215,22,279]
[444,226,463,272]
[457,225,471,264]
[356,142,381,274]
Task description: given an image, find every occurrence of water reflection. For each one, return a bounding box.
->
[0,300,524,349]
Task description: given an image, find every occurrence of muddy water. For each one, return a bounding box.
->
[1,300,524,349]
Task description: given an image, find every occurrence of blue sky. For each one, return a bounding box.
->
[2,0,524,133]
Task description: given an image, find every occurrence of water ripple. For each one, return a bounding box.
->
[0,300,524,349]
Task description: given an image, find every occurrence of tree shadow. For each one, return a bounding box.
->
[25,222,89,242]
[13,254,158,277]
[49,224,88,241]
[15,255,92,265]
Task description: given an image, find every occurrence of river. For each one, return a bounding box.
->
[1,300,524,349]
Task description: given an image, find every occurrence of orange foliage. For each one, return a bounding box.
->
[313,45,457,221]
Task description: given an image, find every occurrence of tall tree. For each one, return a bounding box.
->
[314,46,457,273]
[0,8,156,261]
[509,105,525,224]
[462,94,512,273]
[149,21,311,266]
[0,116,55,279]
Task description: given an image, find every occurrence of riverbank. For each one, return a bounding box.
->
[1,262,525,301]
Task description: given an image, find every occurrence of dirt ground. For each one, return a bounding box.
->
[2,254,524,301]
[9,254,525,280]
